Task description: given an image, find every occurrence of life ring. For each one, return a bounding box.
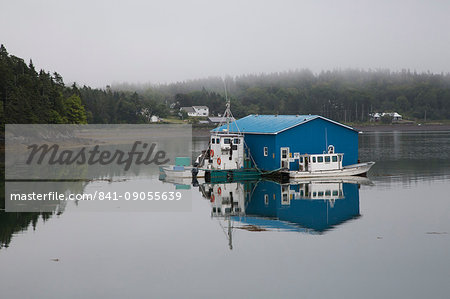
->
[217,187,222,195]
[217,157,221,165]
[210,149,214,157]
[210,194,215,202]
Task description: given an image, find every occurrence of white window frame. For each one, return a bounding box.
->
[263,147,268,156]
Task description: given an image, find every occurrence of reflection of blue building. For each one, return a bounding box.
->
[239,180,360,233]
[201,178,363,249]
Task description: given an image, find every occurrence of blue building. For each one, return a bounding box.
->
[214,115,359,171]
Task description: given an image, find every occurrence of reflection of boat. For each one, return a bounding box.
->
[159,156,206,178]
[288,145,375,178]
[207,183,246,218]
[198,178,367,249]
[158,173,205,189]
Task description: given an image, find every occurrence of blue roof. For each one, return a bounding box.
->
[212,114,355,134]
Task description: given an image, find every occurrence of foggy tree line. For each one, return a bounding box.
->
[2,44,450,125]
[133,69,450,121]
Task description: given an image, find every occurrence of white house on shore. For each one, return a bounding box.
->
[150,115,160,123]
[180,106,209,117]
[370,112,402,122]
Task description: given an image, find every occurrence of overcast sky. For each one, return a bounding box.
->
[1,0,449,88]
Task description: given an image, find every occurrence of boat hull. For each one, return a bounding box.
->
[289,162,375,178]
[159,165,206,178]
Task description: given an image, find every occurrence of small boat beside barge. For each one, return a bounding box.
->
[287,145,374,178]
[159,157,206,178]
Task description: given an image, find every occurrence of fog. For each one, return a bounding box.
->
[1,0,449,88]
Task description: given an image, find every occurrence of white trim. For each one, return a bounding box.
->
[276,115,357,134]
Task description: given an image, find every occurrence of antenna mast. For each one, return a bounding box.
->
[223,79,231,132]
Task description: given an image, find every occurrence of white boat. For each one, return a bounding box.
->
[289,176,374,186]
[159,165,206,178]
[288,145,375,178]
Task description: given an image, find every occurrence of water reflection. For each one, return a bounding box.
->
[196,178,368,249]
[0,178,75,249]
[358,131,450,184]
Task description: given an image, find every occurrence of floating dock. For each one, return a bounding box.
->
[204,169,262,183]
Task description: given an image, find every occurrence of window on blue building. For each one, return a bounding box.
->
[264,147,268,156]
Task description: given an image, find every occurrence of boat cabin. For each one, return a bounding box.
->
[298,145,343,172]
[209,133,245,170]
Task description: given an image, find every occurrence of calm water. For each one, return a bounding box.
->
[1,131,450,298]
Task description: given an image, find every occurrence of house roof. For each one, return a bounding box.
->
[180,107,195,113]
[380,112,402,118]
[212,114,356,134]
[193,106,208,110]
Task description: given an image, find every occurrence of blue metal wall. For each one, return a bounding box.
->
[244,134,276,170]
[244,118,358,170]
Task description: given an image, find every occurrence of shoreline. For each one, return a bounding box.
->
[353,123,450,132]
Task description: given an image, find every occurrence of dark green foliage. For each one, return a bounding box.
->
[64,94,87,124]
[0,45,87,125]
[78,87,169,123]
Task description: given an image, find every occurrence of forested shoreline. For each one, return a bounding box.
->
[1,44,450,125]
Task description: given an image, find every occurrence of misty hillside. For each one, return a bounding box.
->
[2,44,450,125]
[113,69,450,122]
